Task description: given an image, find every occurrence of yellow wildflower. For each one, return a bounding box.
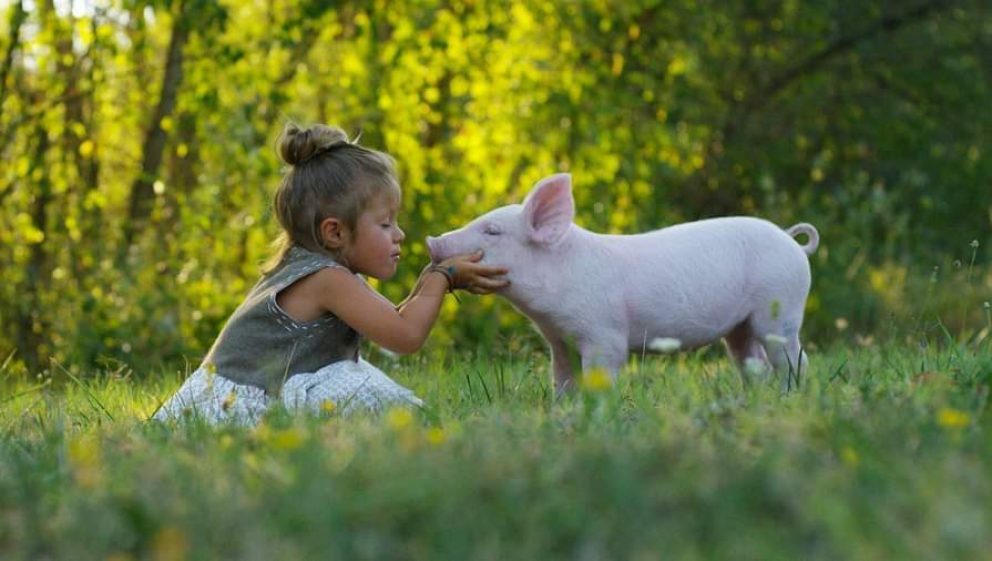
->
[386,407,415,431]
[320,399,337,415]
[937,408,970,430]
[581,368,613,393]
[426,427,446,447]
[270,427,306,452]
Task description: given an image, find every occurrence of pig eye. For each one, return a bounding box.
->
[483,224,502,236]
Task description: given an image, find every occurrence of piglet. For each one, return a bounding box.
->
[426,173,819,393]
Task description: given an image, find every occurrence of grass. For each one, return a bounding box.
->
[1,341,990,560]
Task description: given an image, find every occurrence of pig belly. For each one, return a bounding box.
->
[625,290,749,350]
[619,245,756,349]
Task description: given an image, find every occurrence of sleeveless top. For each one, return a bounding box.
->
[201,246,361,395]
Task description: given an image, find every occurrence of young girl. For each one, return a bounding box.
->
[153,123,508,425]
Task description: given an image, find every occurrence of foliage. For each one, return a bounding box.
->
[1,343,990,559]
[0,0,989,376]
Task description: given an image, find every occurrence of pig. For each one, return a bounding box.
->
[426,173,819,394]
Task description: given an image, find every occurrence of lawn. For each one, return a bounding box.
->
[1,341,989,560]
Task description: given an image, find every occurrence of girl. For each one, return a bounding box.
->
[153,123,509,425]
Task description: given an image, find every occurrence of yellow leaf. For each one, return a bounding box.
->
[611,52,624,76]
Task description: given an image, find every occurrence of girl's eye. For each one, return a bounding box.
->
[484,225,501,236]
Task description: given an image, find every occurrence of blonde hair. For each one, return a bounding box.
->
[266,122,400,271]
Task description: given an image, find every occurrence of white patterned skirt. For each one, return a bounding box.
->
[152,358,423,426]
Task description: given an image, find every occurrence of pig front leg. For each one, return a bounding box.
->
[578,332,629,383]
[547,336,576,397]
[535,324,576,397]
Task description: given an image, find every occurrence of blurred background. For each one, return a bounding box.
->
[1,0,989,377]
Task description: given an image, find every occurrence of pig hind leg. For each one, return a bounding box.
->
[724,321,772,386]
[750,305,808,390]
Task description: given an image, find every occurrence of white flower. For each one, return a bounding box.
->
[648,337,682,353]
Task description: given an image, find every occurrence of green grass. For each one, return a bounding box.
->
[1,342,990,560]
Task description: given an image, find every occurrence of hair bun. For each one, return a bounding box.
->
[278,122,351,166]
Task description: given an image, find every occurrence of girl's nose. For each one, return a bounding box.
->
[395,225,406,243]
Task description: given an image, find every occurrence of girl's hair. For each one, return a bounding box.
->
[266,122,400,270]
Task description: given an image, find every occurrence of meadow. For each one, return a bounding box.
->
[2,338,989,560]
[2,2,991,559]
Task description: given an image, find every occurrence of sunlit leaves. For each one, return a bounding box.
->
[0,0,988,375]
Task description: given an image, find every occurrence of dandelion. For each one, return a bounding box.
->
[270,427,306,452]
[970,239,980,249]
[320,399,337,415]
[581,368,613,392]
[648,337,682,353]
[835,317,849,331]
[386,407,414,431]
[426,427,447,447]
[936,407,970,430]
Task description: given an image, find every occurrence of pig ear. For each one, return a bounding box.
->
[522,173,574,245]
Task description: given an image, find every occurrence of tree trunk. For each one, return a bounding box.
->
[0,0,27,112]
[16,116,53,373]
[122,0,190,253]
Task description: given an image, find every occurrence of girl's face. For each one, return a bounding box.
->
[343,194,405,280]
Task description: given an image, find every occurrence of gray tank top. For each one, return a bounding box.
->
[201,246,361,395]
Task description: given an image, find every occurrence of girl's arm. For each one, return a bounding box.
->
[315,252,508,354]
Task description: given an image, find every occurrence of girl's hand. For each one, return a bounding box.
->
[436,250,509,294]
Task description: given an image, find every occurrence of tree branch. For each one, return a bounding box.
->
[744,0,956,116]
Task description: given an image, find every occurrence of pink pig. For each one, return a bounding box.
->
[426,173,819,393]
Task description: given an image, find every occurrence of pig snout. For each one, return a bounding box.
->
[425,235,445,263]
